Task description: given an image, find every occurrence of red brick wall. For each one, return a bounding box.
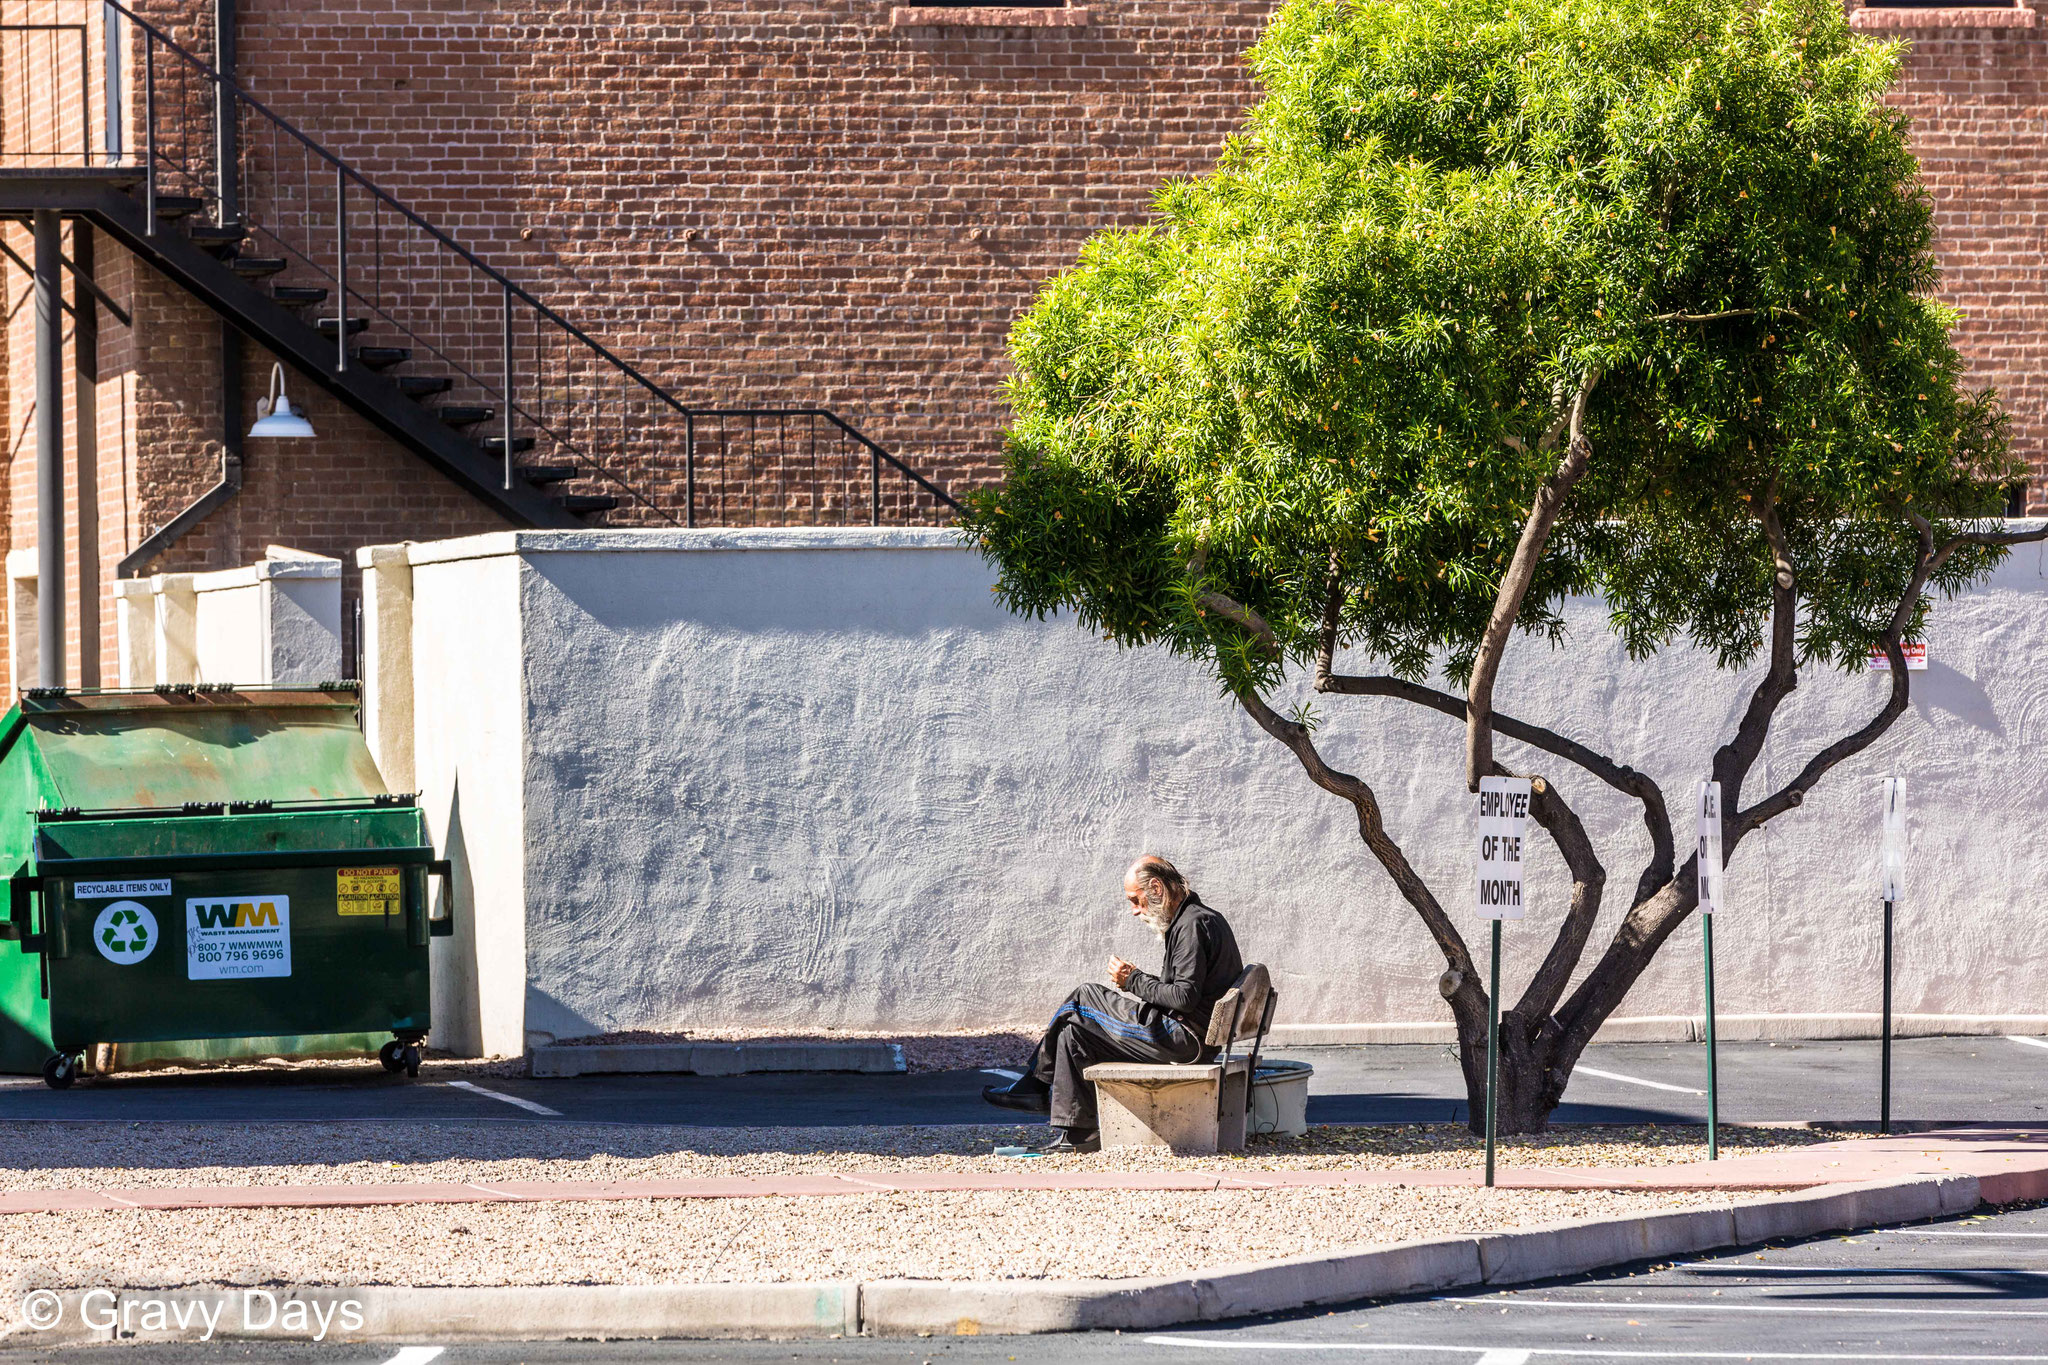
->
[3,0,2045,689]
[1870,9,2048,511]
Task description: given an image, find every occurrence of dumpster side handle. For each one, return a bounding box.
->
[4,865,37,949]
[428,859,455,937]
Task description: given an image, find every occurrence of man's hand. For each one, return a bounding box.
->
[1107,955,1139,991]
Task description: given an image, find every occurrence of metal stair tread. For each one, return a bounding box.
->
[436,406,494,427]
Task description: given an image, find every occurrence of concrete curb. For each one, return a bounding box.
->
[1,1174,2000,1345]
[527,1041,906,1078]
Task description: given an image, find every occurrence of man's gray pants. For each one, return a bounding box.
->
[1025,982,1202,1129]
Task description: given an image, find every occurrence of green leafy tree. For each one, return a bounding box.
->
[967,0,2041,1131]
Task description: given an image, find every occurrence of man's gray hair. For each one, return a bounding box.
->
[1130,855,1190,935]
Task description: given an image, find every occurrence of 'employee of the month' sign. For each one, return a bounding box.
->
[1476,775,1532,919]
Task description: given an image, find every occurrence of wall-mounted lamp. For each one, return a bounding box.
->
[248,362,316,439]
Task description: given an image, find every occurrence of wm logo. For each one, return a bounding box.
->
[191,901,280,929]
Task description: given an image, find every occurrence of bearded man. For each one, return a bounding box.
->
[981,855,1244,1152]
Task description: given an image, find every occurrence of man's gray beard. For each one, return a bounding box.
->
[1139,899,1176,937]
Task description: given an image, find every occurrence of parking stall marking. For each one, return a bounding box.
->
[1674,1263,2048,1279]
[1878,1229,2048,1240]
[2005,1036,2048,1053]
[1435,1295,2048,1320]
[379,1350,444,1365]
[441,1080,562,1117]
[1570,1066,1706,1096]
[1141,1335,2048,1361]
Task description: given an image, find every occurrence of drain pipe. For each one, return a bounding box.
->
[35,209,64,687]
[118,325,244,579]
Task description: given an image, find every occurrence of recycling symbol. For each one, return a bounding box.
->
[92,900,159,965]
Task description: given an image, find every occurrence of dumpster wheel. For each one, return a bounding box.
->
[41,1054,78,1090]
[379,1039,423,1079]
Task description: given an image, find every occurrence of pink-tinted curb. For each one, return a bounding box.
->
[4,1128,2045,1216]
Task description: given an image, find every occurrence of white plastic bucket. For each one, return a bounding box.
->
[1250,1058,1313,1137]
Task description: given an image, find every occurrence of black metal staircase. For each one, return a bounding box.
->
[0,2,960,532]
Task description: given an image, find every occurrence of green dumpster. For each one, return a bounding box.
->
[0,685,451,1088]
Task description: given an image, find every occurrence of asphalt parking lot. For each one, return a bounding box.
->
[1,1034,2043,1127]
[12,1193,2045,1363]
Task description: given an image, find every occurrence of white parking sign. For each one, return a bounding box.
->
[1476,776,1531,920]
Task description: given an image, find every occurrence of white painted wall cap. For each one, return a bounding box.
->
[401,526,970,567]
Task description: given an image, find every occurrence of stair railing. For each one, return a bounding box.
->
[14,1,960,527]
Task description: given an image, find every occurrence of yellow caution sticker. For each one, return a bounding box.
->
[337,867,402,916]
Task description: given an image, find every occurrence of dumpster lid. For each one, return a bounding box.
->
[5,685,389,812]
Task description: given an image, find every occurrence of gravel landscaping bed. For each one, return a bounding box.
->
[0,1184,1760,1305]
[0,1121,1855,1192]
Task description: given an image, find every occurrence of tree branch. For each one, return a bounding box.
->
[1732,515,2048,840]
[1314,552,1344,689]
[1516,770,1607,1024]
[1318,671,1673,894]
[1197,590,1280,660]
[1706,480,1801,826]
[1466,367,1600,791]
[1650,308,1807,324]
[1234,687,1478,984]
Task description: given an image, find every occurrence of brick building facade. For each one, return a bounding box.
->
[0,0,2041,688]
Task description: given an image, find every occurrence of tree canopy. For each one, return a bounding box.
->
[971,0,2017,696]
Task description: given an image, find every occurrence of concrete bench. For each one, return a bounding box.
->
[1085,963,1276,1154]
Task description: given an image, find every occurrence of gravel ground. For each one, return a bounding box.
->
[0,1121,1855,1192]
[0,1184,1759,1308]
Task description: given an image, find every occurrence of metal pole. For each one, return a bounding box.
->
[34,210,65,689]
[1704,913,1719,1160]
[1485,918,1500,1187]
[335,167,348,373]
[870,448,880,527]
[143,36,156,235]
[214,0,237,223]
[1881,898,1894,1135]
[501,286,514,491]
[685,412,696,528]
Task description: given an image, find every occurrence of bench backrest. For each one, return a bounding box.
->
[1204,962,1273,1049]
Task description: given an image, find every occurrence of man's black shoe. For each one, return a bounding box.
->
[981,1079,1052,1114]
[1040,1127,1100,1153]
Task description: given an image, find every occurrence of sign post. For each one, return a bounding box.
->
[1476,775,1531,1188]
[1879,777,1906,1135]
[1696,781,1725,1161]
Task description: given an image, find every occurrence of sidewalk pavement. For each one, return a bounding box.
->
[7,1127,2045,1215]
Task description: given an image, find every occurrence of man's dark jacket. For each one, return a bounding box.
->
[1123,895,1244,1042]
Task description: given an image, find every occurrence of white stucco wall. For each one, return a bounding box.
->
[407,543,528,1057]
[385,528,2048,1053]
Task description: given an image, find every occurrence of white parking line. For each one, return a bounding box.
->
[2007,1035,2048,1052]
[981,1067,1023,1080]
[442,1080,561,1116]
[1572,1066,1705,1096]
[1437,1295,2048,1319]
[1143,1334,2048,1361]
[1677,1262,2048,1278]
[1879,1228,2048,1239]
[1477,1352,1533,1365]
[380,1350,444,1365]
